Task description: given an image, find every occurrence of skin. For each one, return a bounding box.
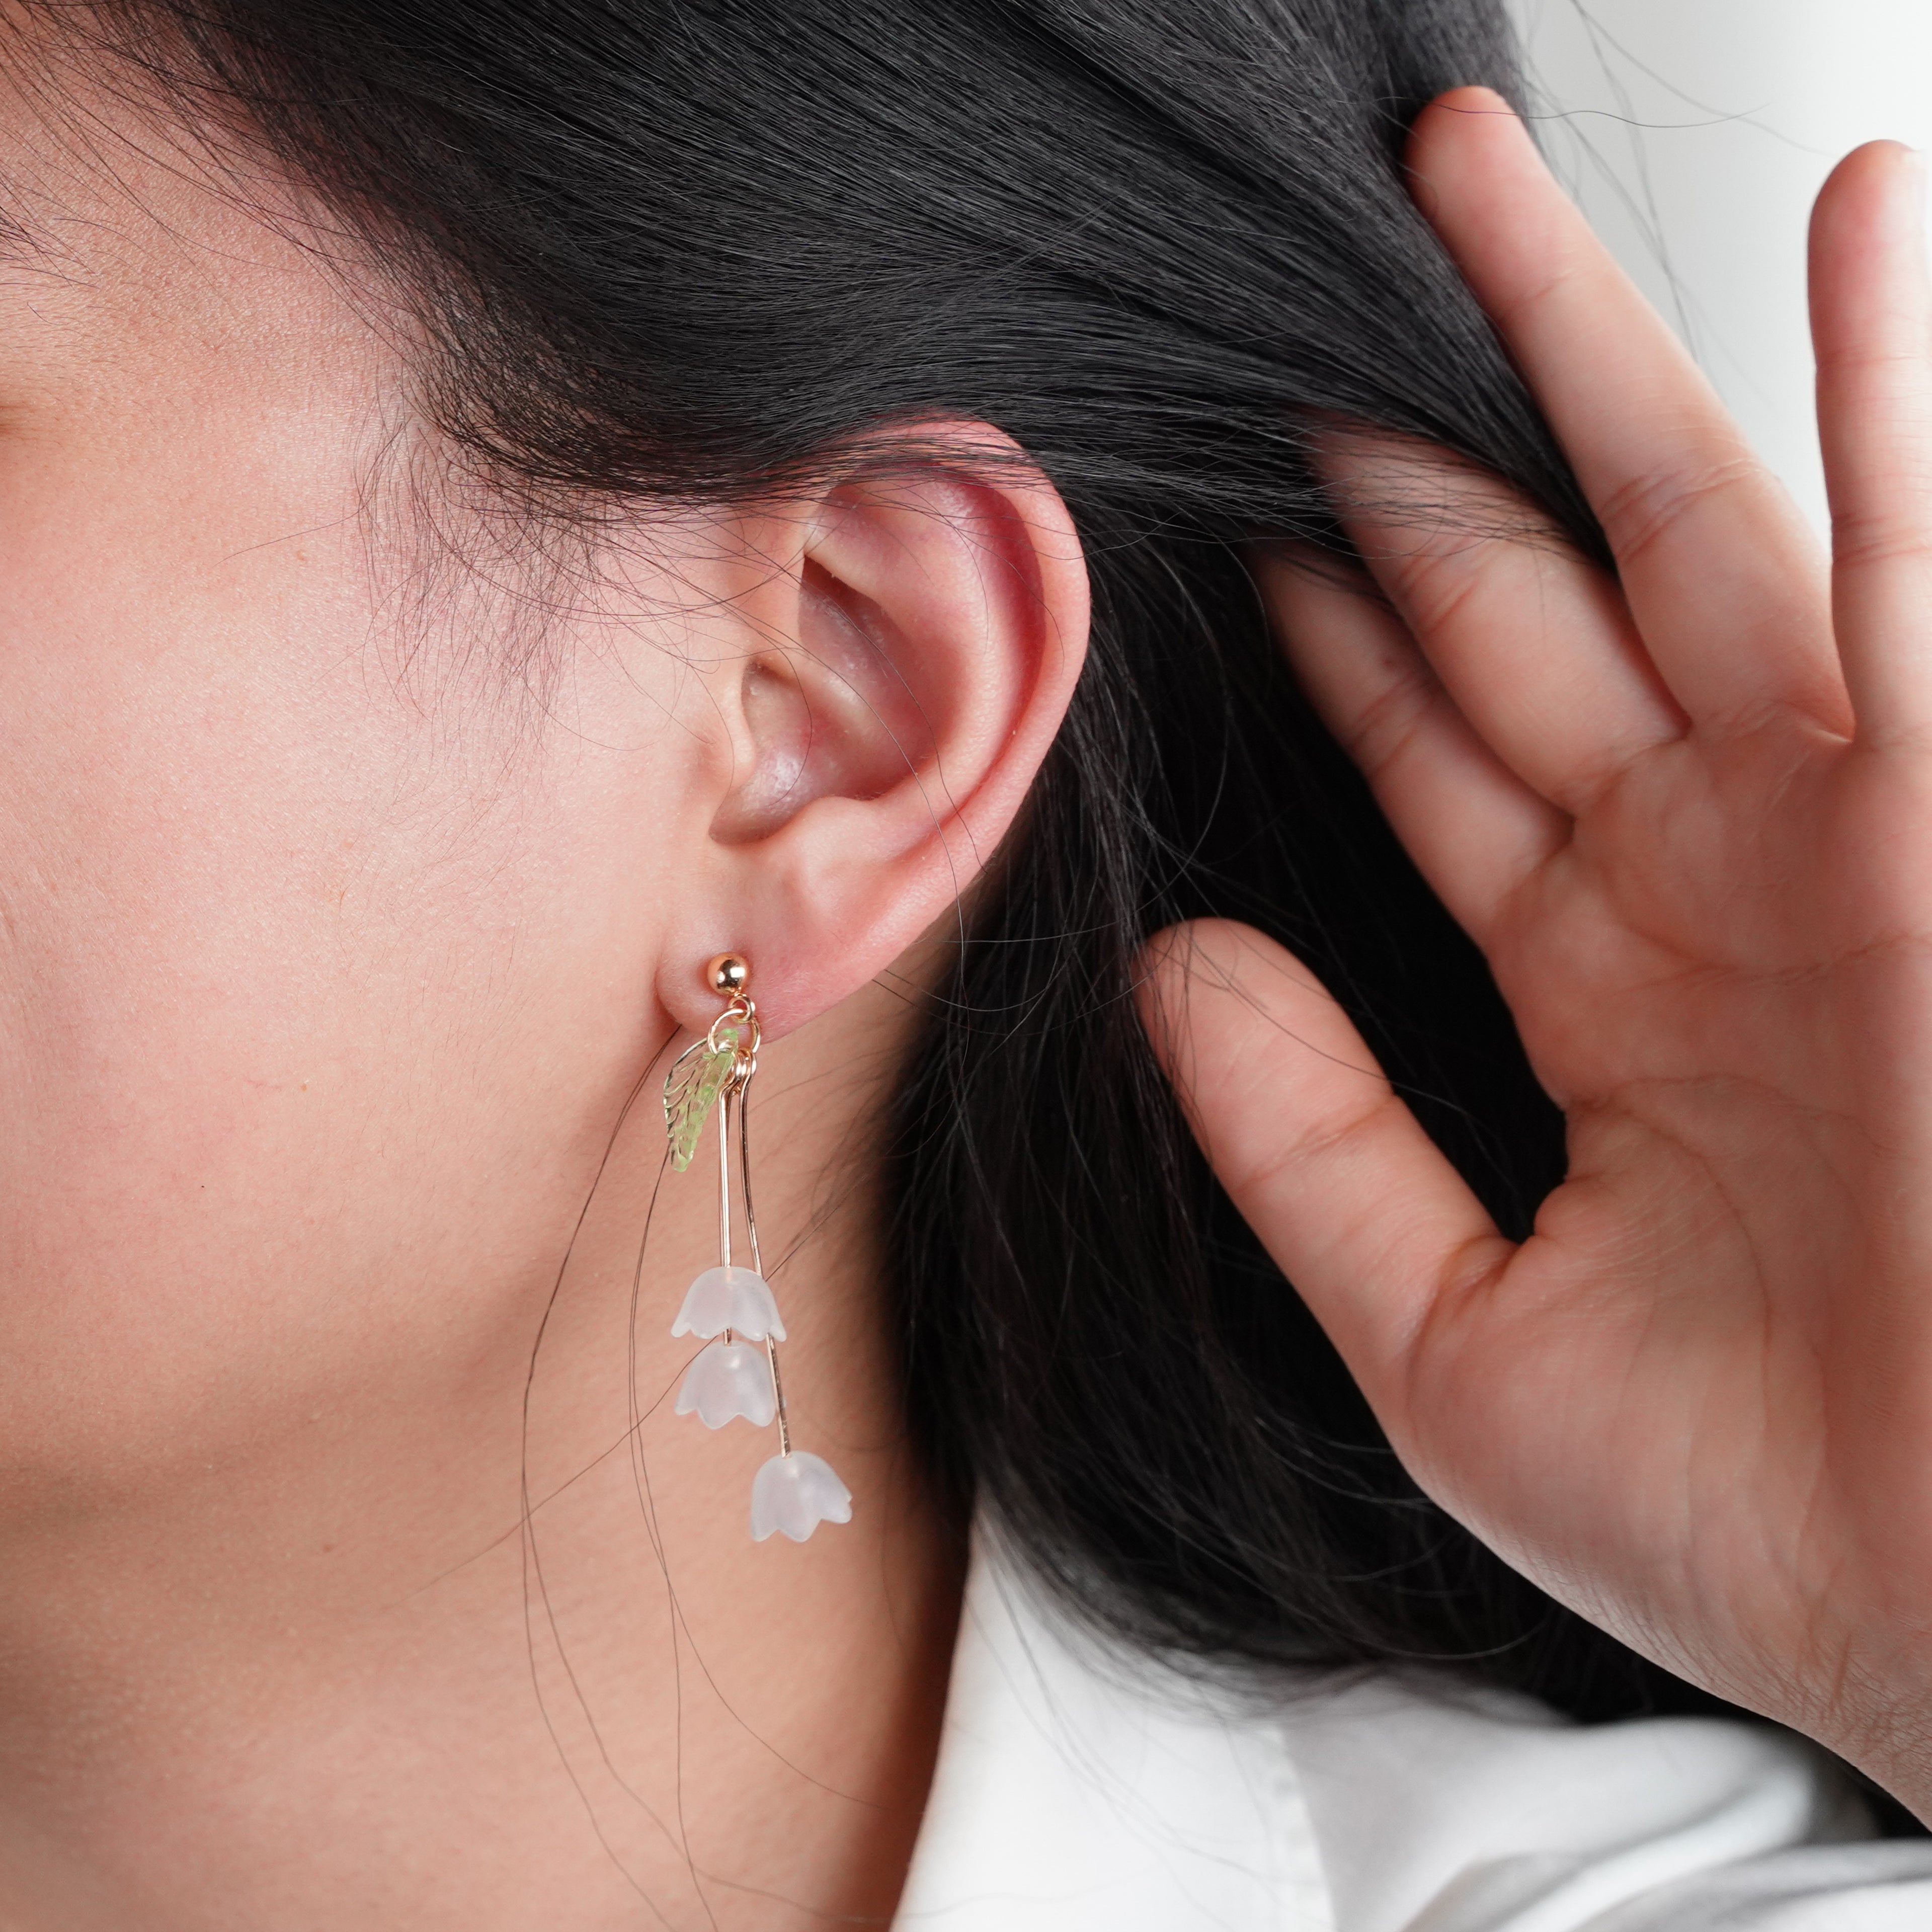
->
[0,21,1928,1932]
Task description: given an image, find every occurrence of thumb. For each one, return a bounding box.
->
[1136,918,1512,1432]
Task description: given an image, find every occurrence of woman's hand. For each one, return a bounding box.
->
[1140,87,1932,1812]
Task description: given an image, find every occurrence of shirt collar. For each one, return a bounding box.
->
[894,1521,1333,1930]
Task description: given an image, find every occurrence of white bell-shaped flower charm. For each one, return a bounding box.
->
[670,1265,786,1342]
[750,1451,852,1542]
[675,1339,777,1429]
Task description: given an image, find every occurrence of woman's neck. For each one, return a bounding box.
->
[0,978,963,1930]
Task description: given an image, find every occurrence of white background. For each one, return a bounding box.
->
[1505,0,1932,536]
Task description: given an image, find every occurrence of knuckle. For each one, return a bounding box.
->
[1241,1087,1398,1197]
[1816,343,1932,385]
[1485,258,1577,339]
[1338,660,1446,780]
[1831,506,1932,575]
[1396,542,1491,641]
[1594,451,1765,573]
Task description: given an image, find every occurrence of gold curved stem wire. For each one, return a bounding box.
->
[737,1066,790,1457]
[718,1083,733,1272]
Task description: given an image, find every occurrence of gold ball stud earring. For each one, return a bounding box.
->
[706,953,750,999]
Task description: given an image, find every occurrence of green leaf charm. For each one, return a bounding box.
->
[664,1026,741,1171]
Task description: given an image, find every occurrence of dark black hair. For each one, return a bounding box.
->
[40,0,1826,1751]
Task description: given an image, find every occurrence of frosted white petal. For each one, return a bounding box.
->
[675,1340,777,1429]
[670,1265,786,1341]
[750,1451,853,1543]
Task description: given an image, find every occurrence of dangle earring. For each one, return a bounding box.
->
[665,954,853,1543]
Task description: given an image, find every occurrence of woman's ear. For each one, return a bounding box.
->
[662,425,1088,1036]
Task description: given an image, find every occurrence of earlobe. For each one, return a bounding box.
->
[682,426,1089,1037]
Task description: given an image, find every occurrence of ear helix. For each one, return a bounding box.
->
[664,953,852,1543]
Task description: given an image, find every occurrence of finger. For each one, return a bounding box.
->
[1322,438,1686,813]
[1259,547,1566,942]
[1137,918,1512,1423]
[1410,89,1842,734]
[1811,142,1932,740]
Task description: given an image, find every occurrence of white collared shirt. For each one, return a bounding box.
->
[896,1527,1932,1929]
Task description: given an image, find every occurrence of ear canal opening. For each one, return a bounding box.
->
[710,557,935,846]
